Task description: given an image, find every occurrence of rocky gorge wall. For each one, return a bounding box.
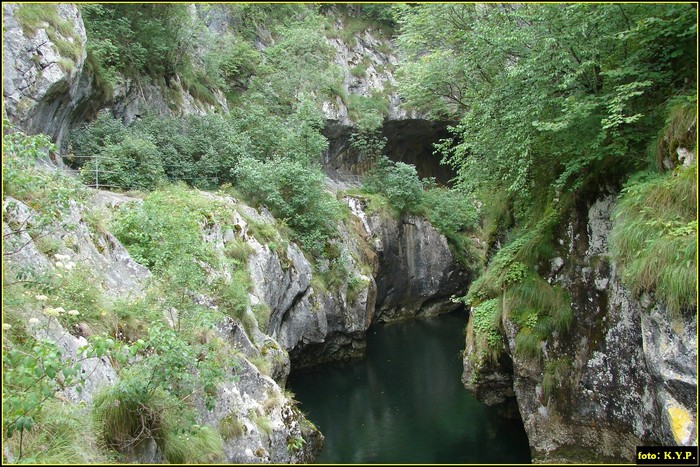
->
[461,192,697,462]
[3,177,466,463]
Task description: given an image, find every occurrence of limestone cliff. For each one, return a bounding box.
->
[2,3,93,151]
[462,193,697,462]
[3,188,323,463]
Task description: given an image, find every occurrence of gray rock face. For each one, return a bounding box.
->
[239,195,466,369]
[111,74,228,125]
[366,209,468,322]
[462,193,697,462]
[3,3,97,150]
[321,23,415,126]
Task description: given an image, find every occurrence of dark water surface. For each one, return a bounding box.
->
[288,311,532,464]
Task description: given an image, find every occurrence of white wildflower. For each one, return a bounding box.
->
[54,307,66,314]
[2,323,12,331]
[64,261,76,271]
[67,309,80,316]
[28,318,40,326]
[55,261,65,269]
[35,294,48,301]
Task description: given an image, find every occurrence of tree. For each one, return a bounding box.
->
[396,3,696,210]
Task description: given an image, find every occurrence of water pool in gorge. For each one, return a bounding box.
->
[288,310,532,464]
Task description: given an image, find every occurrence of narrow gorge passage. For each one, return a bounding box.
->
[288,310,531,464]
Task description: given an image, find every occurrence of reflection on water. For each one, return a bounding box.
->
[288,311,532,464]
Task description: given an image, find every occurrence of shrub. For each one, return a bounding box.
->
[79,134,166,191]
[422,186,479,237]
[350,63,367,78]
[655,95,697,171]
[234,156,341,259]
[362,156,423,214]
[93,370,223,463]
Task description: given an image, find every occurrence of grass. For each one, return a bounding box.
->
[350,64,367,78]
[249,410,273,438]
[212,270,251,323]
[93,372,224,463]
[505,275,572,332]
[15,4,75,37]
[224,237,254,265]
[252,303,272,330]
[219,412,245,440]
[514,327,542,360]
[35,236,63,256]
[542,358,571,403]
[4,400,105,464]
[346,94,390,124]
[249,355,272,377]
[610,162,697,316]
[655,96,697,171]
[92,379,168,451]
[15,4,82,62]
[346,274,369,303]
[179,59,220,108]
[160,424,223,464]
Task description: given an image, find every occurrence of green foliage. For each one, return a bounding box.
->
[213,270,251,323]
[80,4,194,78]
[92,329,225,458]
[470,298,502,362]
[249,14,340,112]
[514,327,542,360]
[346,94,390,124]
[111,185,214,271]
[3,123,81,214]
[214,35,260,97]
[160,422,223,464]
[3,338,83,441]
[505,273,573,360]
[224,238,254,265]
[346,275,369,303]
[421,186,479,239]
[77,133,166,191]
[363,156,424,214]
[655,95,697,170]
[252,303,272,331]
[92,377,165,451]
[286,434,307,454]
[610,163,697,315]
[2,400,104,464]
[350,63,367,78]
[234,157,342,259]
[398,3,696,211]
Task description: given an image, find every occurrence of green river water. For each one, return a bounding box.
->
[288,310,532,464]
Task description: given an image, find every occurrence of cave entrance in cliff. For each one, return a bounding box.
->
[287,309,531,463]
[322,119,458,185]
